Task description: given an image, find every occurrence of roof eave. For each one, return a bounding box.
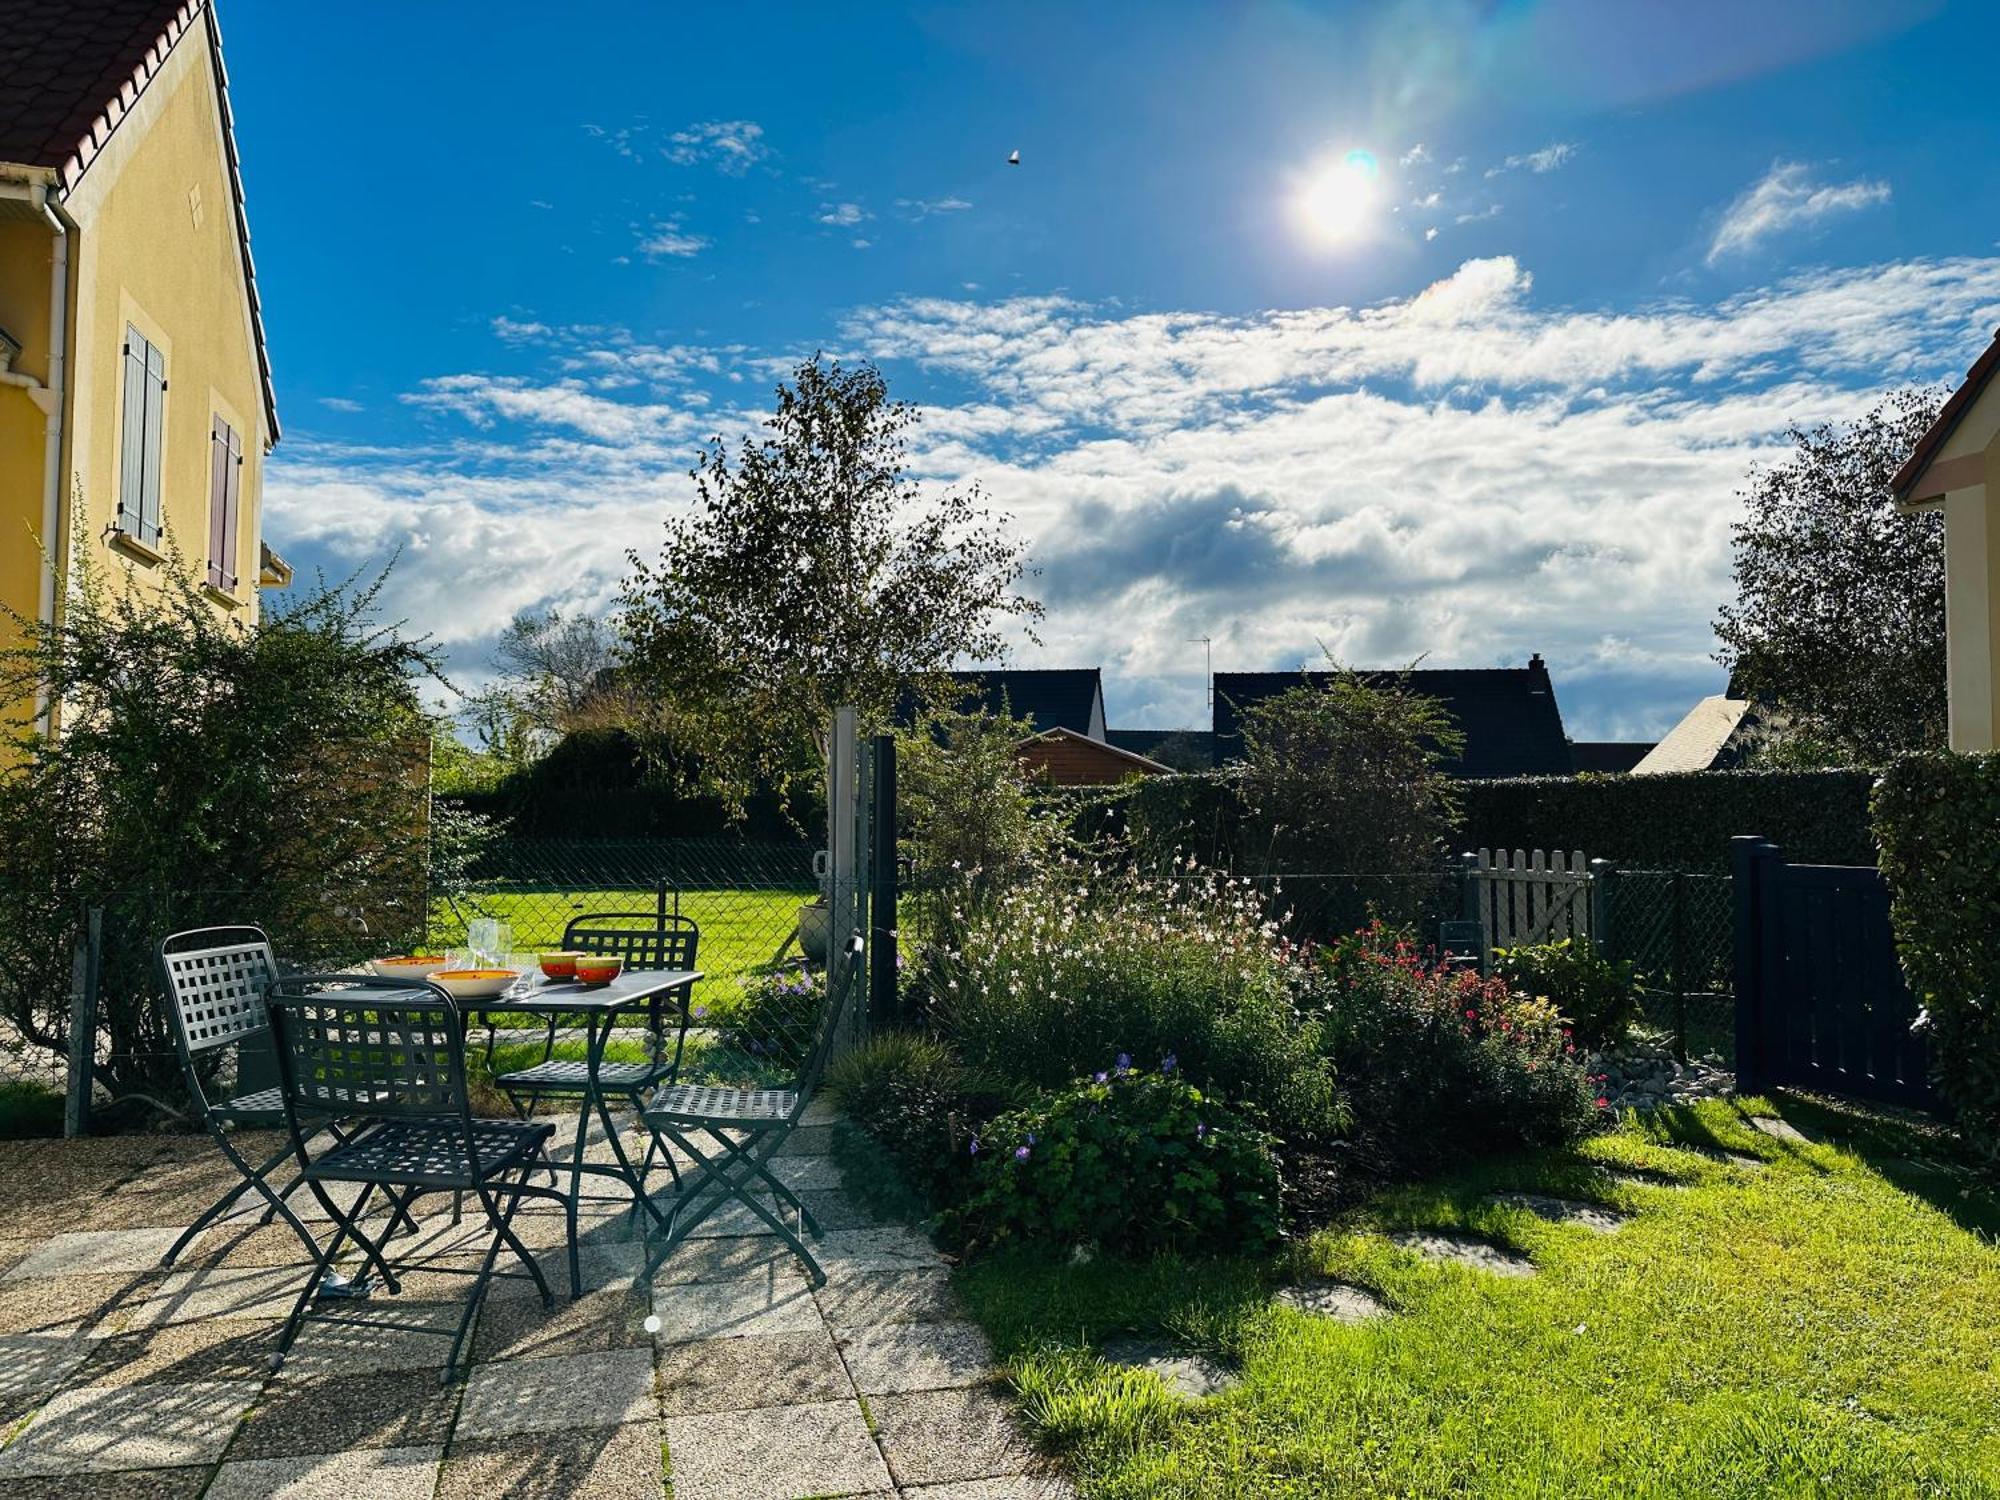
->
[1891,328,2000,508]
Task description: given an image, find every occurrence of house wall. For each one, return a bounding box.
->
[57,19,269,622]
[1018,736,1162,787]
[1943,468,1998,752]
[0,210,55,643]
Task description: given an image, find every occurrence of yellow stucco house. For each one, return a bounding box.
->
[0,0,284,684]
[1894,332,2000,752]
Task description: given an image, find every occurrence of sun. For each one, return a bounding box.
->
[1294,149,1380,246]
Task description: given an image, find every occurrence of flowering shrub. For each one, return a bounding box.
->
[945,1059,1282,1256]
[1491,938,1642,1050]
[937,856,1345,1140]
[825,1031,1020,1206]
[725,969,822,1071]
[1304,923,1602,1174]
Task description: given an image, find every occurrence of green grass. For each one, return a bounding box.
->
[954,1095,2000,1498]
[0,1080,63,1139]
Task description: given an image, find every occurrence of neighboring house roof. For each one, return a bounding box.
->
[1016,726,1169,786]
[1106,728,1216,766]
[1891,327,2000,504]
[1630,697,1761,775]
[1212,656,1574,779]
[2,0,278,442]
[939,669,1106,739]
[1569,741,1655,774]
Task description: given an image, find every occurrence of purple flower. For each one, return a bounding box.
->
[968,1136,981,1157]
[1093,1071,1108,1084]
[1026,1132,1037,1146]
[1014,1145,1031,1162]
[1195,1122,1207,1139]
[1114,1052,1132,1074]
[1161,1052,1178,1075]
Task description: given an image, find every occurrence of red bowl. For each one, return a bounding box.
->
[573,956,623,988]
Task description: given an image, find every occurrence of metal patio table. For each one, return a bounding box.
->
[364,966,701,1295]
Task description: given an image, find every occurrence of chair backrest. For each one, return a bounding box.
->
[158,926,280,1059]
[265,975,472,1123]
[562,912,699,972]
[791,933,865,1114]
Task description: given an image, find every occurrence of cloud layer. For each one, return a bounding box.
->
[1708,161,1892,264]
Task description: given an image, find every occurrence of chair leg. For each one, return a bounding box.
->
[165,1130,317,1267]
[644,1125,824,1288]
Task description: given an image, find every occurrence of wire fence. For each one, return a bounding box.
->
[1599,869,1735,1063]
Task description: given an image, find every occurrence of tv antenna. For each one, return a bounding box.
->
[1188,636,1213,712]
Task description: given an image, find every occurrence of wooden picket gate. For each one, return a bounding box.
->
[1460,848,1597,961]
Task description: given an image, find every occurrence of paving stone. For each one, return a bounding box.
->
[799,1099,842,1128]
[436,1419,663,1500]
[814,1226,942,1273]
[647,1234,806,1287]
[795,1189,899,1231]
[0,1467,211,1499]
[455,1347,656,1440]
[0,1274,153,1337]
[1485,1193,1627,1233]
[767,1156,846,1191]
[776,1125,835,1156]
[67,1321,275,1389]
[229,1368,459,1460]
[662,1397,889,1500]
[0,1330,89,1425]
[0,1378,263,1476]
[1387,1230,1538,1278]
[275,1300,468,1377]
[816,1268,962,1332]
[1273,1279,1389,1324]
[840,1321,993,1395]
[656,1328,851,1415]
[107,1263,302,1332]
[649,1269,823,1343]
[205,1444,442,1500]
[0,1241,30,1280]
[903,1479,1078,1499]
[2,1229,187,1283]
[872,1386,1044,1490]
[1098,1336,1238,1399]
[1751,1116,1809,1145]
[475,1285,652,1363]
[1724,1153,1769,1171]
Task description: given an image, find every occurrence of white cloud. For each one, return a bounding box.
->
[637,219,710,259]
[1400,143,1430,166]
[267,255,2000,738]
[817,201,869,227]
[1424,227,1439,241]
[662,119,770,174]
[1455,203,1502,224]
[898,196,974,220]
[491,316,551,341]
[317,395,363,413]
[1707,160,1891,264]
[1488,141,1577,177]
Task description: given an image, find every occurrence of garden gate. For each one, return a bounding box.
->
[1459,848,1598,961]
[1731,837,1939,1111]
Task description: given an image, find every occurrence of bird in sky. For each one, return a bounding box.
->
[1007,148,1020,165]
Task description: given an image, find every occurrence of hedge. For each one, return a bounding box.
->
[1456,768,1878,872]
[1873,751,2000,1173]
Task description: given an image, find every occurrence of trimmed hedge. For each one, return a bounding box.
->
[1873,751,2000,1172]
[1457,769,1878,872]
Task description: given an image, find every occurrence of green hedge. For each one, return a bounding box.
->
[1873,751,2000,1172]
[1457,769,1878,871]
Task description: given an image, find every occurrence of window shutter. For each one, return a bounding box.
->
[207,417,230,590]
[118,337,148,536]
[139,340,166,545]
[221,421,242,592]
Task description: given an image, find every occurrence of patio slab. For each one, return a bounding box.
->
[436,1420,663,1500]
[107,1262,302,1332]
[816,1268,963,1332]
[455,1347,656,1441]
[814,1226,943,1273]
[0,1329,90,1426]
[473,1286,652,1363]
[0,1378,262,1477]
[204,1445,442,1500]
[2,1229,186,1284]
[66,1321,275,1389]
[661,1397,890,1500]
[1387,1230,1538,1278]
[839,1321,994,1396]
[227,1368,460,1460]
[871,1386,1043,1490]
[903,1480,1078,1499]
[648,1269,823,1343]
[0,1467,211,1499]
[0,1274,152,1338]
[655,1328,851,1415]
[647,1234,805,1287]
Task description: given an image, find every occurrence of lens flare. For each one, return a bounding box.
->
[1295,148,1380,246]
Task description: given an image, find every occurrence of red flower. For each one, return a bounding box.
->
[1595,1096,1610,1109]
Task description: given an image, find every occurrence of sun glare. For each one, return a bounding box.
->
[1295,149,1379,246]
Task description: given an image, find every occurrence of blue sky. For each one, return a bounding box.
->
[226,0,2000,740]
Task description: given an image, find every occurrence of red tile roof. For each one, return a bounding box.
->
[0,0,195,171]
[1892,329,2000,502]
[0,1,279,443]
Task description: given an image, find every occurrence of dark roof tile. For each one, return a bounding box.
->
[0,0,191,168]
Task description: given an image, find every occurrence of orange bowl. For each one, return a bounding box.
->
[573,955,623,989]
[430,968,521,1000]
[539,951,585,980]
[370,955,451,980]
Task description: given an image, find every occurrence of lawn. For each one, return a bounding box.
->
[955,1095,2000,1498]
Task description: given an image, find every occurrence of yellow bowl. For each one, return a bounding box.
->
[429,968,521,1000]
[369,955,451,981]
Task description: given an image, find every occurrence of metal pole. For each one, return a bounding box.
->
[64,905,102,1138]
[869,734,899,1032]
[1670,868,1688,1062]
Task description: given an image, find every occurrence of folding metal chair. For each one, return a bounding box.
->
[265,974,576,1383]
[639,935,860,1289]
[491,911,698,1187]
[155,926,323,1267]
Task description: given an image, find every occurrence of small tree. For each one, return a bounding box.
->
[1714,389,1947,764]
[0,551,488,1117]
[617,355,1042,815]
[1237,658,1464,874]
[463,607,633,760]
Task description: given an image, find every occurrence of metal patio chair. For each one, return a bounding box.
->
[264,974,576,1383]
[155,926,323,1267]
[491,911,698,1184]
[638,933,861,1290]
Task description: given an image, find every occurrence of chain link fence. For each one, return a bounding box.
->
[1598,869,1735,1064]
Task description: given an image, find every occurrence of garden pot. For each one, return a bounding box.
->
[797,900,831,963]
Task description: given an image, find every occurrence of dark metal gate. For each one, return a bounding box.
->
[1731,836,1939,1111]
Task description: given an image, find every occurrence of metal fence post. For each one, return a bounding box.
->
[868,733,899,1033]
[1588,859,1614,956]
[64,905,102,1139]
[1670,868,1688,1062]
[1731,835,1774,1093]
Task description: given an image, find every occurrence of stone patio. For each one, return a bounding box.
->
[0,1105,1070,1499]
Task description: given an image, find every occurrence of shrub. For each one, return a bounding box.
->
[938,858,1346,1141]
[725,969,822,1070]
[945,1063,1282,1256]
[1491,938,1643,1049]
[1304,923,1602,1175]
[824,1031,1020,1205]
[1872,751,2000,1172]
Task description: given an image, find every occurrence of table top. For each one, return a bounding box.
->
[356,968,703,1015]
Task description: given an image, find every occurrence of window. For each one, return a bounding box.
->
[207,414,243,593]
[117,326,166,546]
